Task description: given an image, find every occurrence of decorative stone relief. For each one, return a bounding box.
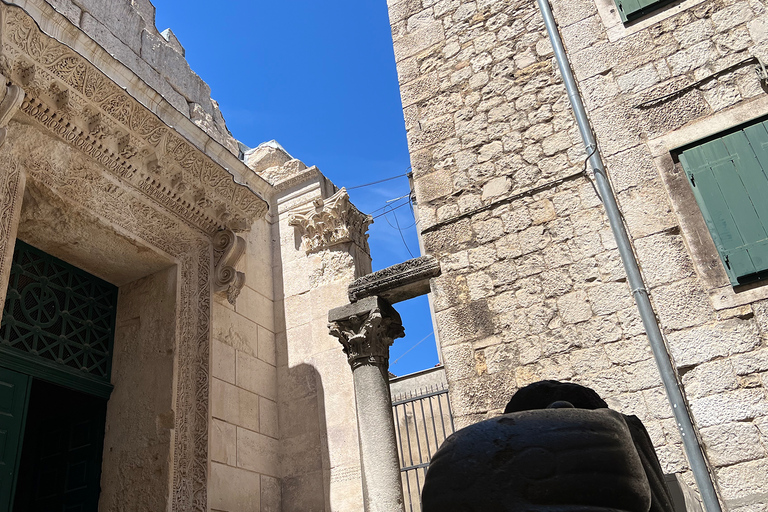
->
[212,228,246,305]
[328,296,405,369]
[7,120,211,512]
[0,75,23,147]
[0,3,268,235]
[348,255,441,304]
[289,187,373,254]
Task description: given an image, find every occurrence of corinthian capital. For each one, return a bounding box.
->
[288,187,373,254]
[328,296,405,369]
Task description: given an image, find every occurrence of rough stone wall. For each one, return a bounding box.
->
[38,0,238,153]
[388,0,768,508]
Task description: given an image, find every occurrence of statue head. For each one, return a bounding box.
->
[421,382,652,512]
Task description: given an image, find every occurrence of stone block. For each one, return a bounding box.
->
[211,378,260,432]
[212,303,259,357]
[401,71,440,107]
[237,427,280,477]
[716,458,768,502]
[393,19,445,62]
[690,389,768,428]
[237,352,278,401]
[211,419,237,466]
[261,474,281,512]
[587,281,634,316]
[258,326,277,366]
[48,0,82,25]
[140,30,213,108]
[701,422,766,467]
[435,300,494,346]
[209,463,261,511]
[259,397,279,439]
[633,232,695,289]
[557,290,592,324]
[281,471,326,511]
[78,0,144,52]
[667,318,761,367]
[651,279,713,332]
[681,358,739,399]
[212,338,236,384]
[712,2,754,32]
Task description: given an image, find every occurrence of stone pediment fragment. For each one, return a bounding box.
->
[0,3,267,234]
[288,187,373,254]
[348,255,441,304]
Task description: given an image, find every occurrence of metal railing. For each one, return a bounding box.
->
[391,385,455,512]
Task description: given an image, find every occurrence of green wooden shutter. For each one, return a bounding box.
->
[614,0,674,22]
[0,367,30,512]
[679,122,768,286]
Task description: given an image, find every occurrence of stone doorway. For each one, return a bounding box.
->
[0,240,117,511]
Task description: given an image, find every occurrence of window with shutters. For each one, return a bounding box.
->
[613,0,674,22]
[678,120,768,287]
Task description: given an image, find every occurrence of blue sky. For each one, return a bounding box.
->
[152,0,438,376]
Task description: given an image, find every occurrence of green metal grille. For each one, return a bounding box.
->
[1,241,117,383]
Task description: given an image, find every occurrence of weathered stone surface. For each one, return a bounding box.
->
[348,255,441,303]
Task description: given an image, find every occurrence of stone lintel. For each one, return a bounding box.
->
[348,255,441,304]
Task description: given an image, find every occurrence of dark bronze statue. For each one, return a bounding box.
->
[421,381,675,512]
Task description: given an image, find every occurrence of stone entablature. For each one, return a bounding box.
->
[288,187,373,254]
[0,2,267,236]
[348,255,441,304]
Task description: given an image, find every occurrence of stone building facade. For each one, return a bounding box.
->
[387,0,768,509]
[0,1,374,511]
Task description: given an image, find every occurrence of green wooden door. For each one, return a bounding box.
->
[680,121,768,285]
[0,368,29,512]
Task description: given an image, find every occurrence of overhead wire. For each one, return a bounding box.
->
[346,170,411,190]
[391,331,435,366]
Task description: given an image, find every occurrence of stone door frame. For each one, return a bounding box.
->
[0,3,268,509]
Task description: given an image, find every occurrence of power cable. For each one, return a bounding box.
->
[347,171,411,190]
[383,204,415,258]
[391,331,434,366]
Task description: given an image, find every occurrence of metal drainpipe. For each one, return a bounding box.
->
[536,1,723,510]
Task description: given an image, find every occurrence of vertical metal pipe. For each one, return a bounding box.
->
[535,1,722,510]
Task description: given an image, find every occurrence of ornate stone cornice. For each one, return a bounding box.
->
[348,255,441,304]
[213,229,246,305]
[0,2,268,234]
[288,187,373,254]
[328,296,405,370]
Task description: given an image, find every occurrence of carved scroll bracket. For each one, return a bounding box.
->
[288,187,373,254]
[328,296,405,370]
[213,229,246,305]
[0,74,24,148]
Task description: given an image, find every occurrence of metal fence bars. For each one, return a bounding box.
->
[391,385,455,512]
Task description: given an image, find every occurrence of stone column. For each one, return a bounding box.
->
[329,296,406,512]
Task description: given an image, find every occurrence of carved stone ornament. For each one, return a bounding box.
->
[288,187,373,254]
[348,255,441,304]
[0,3,268,235]
[328,296,405,369]
[0,75,23,147]
[213,229,245,305]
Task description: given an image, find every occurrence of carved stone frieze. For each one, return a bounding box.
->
[328,296,405,369]
[6,121,211,512]
[212,228,246,305]
[0,3,268,234]
[348,255,441,304]
[288,187,373,254]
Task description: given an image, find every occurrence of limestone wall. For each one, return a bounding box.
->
[208,216,281,511]
[388,0,768,508]
[36,0,238,153]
